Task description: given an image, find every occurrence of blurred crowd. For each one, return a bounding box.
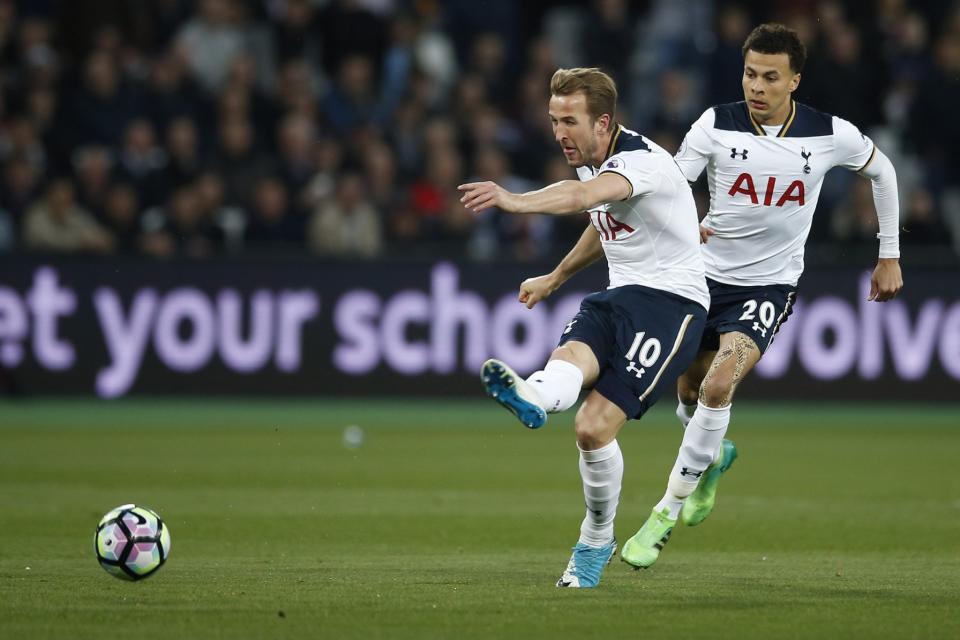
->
[1,0,959,262]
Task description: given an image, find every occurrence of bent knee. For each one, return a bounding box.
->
[574,407,618,450]
[575,417,609,450]
[699,377,733,408]
[573,391,626,450]
[677,375,700,406]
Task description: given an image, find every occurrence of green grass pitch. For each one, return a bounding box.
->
[1,399,959,639]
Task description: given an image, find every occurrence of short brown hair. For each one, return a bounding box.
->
[742,23,807,73]
[550,67,617,130]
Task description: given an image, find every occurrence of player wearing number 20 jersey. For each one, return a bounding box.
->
[672,99,884,354]
[621,24,903,571]
[676,99,882,289]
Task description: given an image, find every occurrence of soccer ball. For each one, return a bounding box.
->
[94,504,171,581]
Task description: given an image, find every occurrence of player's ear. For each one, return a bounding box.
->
[595,113,611,134]
[788,73,801,93]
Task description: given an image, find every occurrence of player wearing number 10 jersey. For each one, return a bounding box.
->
[620,23,904,569]
[459,67,708,588]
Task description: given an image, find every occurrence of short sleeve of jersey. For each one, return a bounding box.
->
[832,116,875,171]
[598,151,661,199]
[674,108,715,182]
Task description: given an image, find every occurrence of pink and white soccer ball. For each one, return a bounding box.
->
[94,504,171,580]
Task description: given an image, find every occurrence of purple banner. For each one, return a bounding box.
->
[0,257,956,401]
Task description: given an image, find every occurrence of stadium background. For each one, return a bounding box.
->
[1,3,959,639]
[0,0,958,401]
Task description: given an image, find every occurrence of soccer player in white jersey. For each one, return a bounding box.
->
[618,24,904,569]
[458,68,709,588]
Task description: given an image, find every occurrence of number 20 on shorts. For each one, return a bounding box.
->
[739,299,776,328]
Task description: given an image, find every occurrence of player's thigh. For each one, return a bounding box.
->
[552,290,613,388]
[699,331,763,407]
[574,389,627,450]
[549,340,600,387]
[677,349,717,405]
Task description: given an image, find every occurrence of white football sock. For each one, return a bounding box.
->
[655,402,731,518]
[676,398,697,429]
[577,439,623,547]
[526,359,583,413]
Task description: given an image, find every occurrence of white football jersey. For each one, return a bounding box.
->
[576,125,709,309]
[674,100,875,286]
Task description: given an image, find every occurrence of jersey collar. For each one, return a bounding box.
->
[589,124,622,172]
[747,100,796,137]
[602,124,622,162]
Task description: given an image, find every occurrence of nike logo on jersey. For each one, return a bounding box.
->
[730,147,748,160]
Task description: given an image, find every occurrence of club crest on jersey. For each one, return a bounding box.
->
[730,147,748,160]
[801,148,812,174]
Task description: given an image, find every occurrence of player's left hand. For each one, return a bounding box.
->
[869,258,902,302]
[458,181,522,213]
[699,225,715,244]
[519,273,558,309]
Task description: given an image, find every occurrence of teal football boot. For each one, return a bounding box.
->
[480,359,547,429]
[556,540,617,588]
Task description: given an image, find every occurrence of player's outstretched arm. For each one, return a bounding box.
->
[458,173,631,216]
[859,147,903,301]
[519,226,603,309]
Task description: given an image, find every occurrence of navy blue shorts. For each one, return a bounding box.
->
[700,278,798,354]
[558,285,706,420]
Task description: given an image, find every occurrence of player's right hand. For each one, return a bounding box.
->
[699,225,715,244]
[457,181,522,213]
[869,258,903,302]
[518,274,557,309]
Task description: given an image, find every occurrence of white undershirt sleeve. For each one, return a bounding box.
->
[832,116,900,259]
[859,147,900,259]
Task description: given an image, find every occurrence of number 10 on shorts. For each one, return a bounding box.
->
[624,331,662,379]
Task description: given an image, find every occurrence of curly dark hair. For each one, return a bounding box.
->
[742,23,807,73]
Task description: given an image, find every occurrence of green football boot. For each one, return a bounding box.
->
[621,507,677,569]
[680,439,738,527]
